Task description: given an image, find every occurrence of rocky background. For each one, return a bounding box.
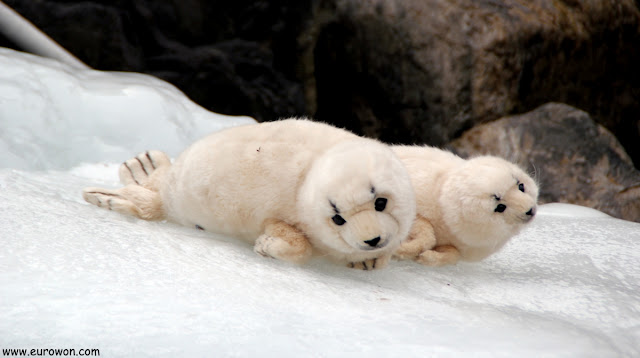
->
[2,0,639,222]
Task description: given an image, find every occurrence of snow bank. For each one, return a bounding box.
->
[0,47,638,357]
[0,48,255,171]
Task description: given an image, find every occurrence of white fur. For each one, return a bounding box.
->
[392,145,539,266]
[83,119,416,269]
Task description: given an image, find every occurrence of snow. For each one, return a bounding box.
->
[1,48,639,357]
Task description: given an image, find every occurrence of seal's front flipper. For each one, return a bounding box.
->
[118,150,171,186]
[393,216,436,260]
[254,219,313,264]
[348,254,391,270]
[82,185,165,221]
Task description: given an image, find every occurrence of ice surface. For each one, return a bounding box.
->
[0,48,255,171]
[0,47,638,357]
[1,168,639,357]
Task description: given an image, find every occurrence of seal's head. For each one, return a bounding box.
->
[440,156,539,260]
[298,139,416,263]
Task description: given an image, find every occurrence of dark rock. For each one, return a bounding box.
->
[146,40,305,120]
[450,103,640,222]
[300,0,640,165]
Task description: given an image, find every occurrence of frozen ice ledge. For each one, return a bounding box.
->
[0,47,255,171]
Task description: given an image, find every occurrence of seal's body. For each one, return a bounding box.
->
[83,119,416,269]
[392,146,538,266]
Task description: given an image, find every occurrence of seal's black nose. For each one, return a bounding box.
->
[364,236,381,247]
[526,207,536,217]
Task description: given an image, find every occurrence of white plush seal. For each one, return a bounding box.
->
[391,145,538,266]
[83,119,416,270]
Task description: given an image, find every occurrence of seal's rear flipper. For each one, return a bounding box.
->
[118,150,171,186]
[82,185,165,221]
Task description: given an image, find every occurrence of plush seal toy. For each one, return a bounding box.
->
[83,119,416,270]
[391,145,538,266]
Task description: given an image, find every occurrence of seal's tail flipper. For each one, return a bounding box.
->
[118,150,171,186]
[82,185,165,221]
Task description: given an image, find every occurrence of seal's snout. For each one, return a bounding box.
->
[525,207,536,221]
[364,236,381,247]
[343,210,397,252]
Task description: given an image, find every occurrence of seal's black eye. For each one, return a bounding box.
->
[495,204,507,213]
[332,214,346,226]
[518,183,525,192]
[375,198,387,212]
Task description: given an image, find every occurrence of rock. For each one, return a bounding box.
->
[128,0,311,120]
[300,0,640,165]
[450,103,640,222]
[145,40,305,121]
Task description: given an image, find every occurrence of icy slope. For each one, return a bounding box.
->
[1,166,639,357]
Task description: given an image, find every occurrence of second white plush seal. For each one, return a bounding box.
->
[83,119,416,269]
[392,145,539,266]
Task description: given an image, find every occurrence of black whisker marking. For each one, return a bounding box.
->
[329,200,340,214]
